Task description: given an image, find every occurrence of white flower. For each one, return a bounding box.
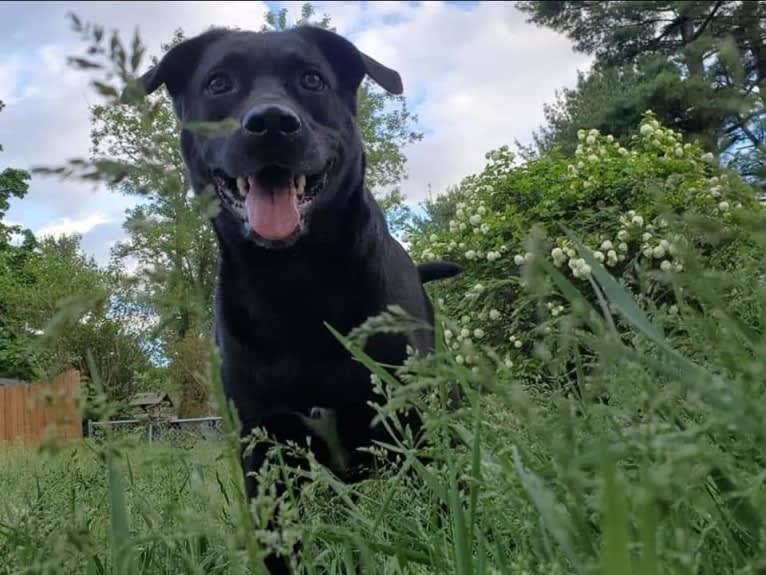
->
[575,146,583,156]
[551,247,564,260]
[617,230,629,241]
[465,250,476,260]
[653,245,666,258]
[473,328,485,339]
[481,223,490,234]
[659,239,670,250]
[565,248,577,259]
[640,124,654,136]
[461,315,470,324]
[659,219,668,228]
[577,129,586,141]
[718,201,730,211]
[589,128,599,138]
[642,247,653,258]
[456,355,464,365]
[551,307,561,317]
[524,252,534,262]
[618,242,628,253]
[514,339,523,349]
[593,250,605,262]
[607,135,614,143]
[601,240,614,251]
[632,215,644,227]
[702,152,715,163]
[660,260,672,271]
[587,154,599,163]
[459,223,467,231]
[460,328,471,339]
[444,330,453,340]
[674,147,684,158]
[514,254,525,266]
[489,309,501,320]
[456,202,466,210]
[504,358,514,368]
[473,283,485,293]
[618,254,626,262]
[577,161,585,170]
[673,262,684,272]
[607,249,617,260]
[669,305,679,315]
[469,214,482,225]
[586,135,596,145]
[477,206,487,216]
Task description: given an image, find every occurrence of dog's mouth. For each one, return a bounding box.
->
[212,162,332,241]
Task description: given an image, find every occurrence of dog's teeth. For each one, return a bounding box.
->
[236,176,248,196]
[295,174,306,197]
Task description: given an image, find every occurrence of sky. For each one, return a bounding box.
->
[0,1,592,265]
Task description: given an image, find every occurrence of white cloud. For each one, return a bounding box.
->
[0,55,22,104]
[321,1,594,204]
[36,212,112,238]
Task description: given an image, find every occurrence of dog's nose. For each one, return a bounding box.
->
[242,104,302,137]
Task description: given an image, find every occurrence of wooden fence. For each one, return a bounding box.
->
[0,369,82,445]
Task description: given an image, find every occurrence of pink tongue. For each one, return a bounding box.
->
[245,176,300,240]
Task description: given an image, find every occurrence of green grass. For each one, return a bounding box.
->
[3,237,766,575]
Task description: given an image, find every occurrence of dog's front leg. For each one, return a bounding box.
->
[240,411,329,575]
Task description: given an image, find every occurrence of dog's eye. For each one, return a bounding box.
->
[206,74,233,95]
[301,71,325,91]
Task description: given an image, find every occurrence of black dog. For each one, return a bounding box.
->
[137,24,461,573]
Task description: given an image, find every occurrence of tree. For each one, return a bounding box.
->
[0,228,154,397]
[0,99,35,378]
[519,1,766,188]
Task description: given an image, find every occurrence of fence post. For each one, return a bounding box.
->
[147,422,153,443]
[87,419,93,438]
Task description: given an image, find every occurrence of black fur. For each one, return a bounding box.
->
[137,25,460,573]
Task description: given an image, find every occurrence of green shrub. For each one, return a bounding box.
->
[408,112,763,383]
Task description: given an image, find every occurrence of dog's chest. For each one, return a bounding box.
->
[218,263,388,402]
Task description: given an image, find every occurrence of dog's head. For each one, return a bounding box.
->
[137,26,402,249]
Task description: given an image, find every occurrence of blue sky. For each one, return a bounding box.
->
[0,1,591,265]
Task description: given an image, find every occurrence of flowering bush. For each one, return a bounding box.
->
[408,112,762,377]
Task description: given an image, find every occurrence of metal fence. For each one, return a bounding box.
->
[87,416,224,445]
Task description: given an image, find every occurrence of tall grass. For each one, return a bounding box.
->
[2,224,766,575]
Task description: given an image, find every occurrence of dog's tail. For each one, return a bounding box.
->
[418,261,463,284]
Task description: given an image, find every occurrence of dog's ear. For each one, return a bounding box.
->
[295,26,403,95]
[135,28,229,99]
